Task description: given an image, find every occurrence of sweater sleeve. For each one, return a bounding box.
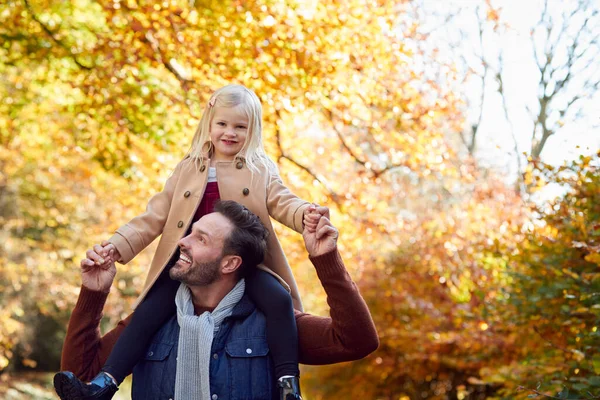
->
[266,170,311,234]
[295,249,379,365]
[60,286,132,381]
[107,160,184,264]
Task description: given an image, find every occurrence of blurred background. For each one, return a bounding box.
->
[1,0,599,398]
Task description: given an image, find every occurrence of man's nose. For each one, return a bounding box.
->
[177,235,188,249]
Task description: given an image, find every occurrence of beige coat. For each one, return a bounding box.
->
[108,157,310,311]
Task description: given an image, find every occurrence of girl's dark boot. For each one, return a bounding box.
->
[54,371,118,400]
[278,375,302,400]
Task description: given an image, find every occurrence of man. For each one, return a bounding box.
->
[55,200,378,400]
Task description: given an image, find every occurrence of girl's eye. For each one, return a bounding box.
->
[236,126,247,130]
[217,122,225,126]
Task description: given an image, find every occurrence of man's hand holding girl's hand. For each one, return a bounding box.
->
[302,215,338,257]
[79,241,120,293]
[303,203,330,233]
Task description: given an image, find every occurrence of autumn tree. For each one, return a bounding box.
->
[0,0,464,377]
[4,1,595,399]
[483,153,600,399]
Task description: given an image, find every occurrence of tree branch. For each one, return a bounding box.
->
[496,52,524,194]
[144,31,192,85]
[272,114,342,208]
[467,5,491,156]
[23,0,93,70]
[321,106,408,178]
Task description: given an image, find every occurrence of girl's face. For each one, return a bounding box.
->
[209,106,249,161]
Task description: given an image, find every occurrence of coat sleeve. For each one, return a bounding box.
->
[107,160,184,264]
[295,250,379,365]
[265,170,311,234]
[60,286,131,381]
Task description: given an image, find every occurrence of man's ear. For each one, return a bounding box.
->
[220,255,242,276]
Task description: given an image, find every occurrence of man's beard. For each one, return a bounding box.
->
[170,255,222,286]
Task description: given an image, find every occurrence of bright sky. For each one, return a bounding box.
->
[422,0,600,176]
[477,0,599,167]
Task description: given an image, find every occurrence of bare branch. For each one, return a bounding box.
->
[532,104,554,159]
[529,0,599,159]
[461,5,490,156]
[496,52,524,194]
[459,130,471,153]
[531,0,550,74]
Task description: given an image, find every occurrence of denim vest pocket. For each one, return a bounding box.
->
[225,338,273,400]
[144,342,173,361]
[132,342,176,400]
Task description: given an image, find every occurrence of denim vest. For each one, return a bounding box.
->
[131,294,276,400]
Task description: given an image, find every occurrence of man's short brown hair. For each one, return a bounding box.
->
[214,200,269,279]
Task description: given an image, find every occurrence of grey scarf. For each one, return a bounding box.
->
[174,279,245,400]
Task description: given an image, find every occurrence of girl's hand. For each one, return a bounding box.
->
[100,240,121,264]
[303,204,330,233]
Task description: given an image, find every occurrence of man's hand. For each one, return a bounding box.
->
[302,215,338,257]
[80,245,117,293]
[303,204,330,233]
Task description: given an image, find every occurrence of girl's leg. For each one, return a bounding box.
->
[103,263,179,384]
[245,269,300,379]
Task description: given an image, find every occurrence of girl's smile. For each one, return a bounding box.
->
[210,106,249,161]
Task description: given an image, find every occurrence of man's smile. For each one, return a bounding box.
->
[178,252,192,265]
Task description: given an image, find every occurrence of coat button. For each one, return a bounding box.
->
[200,165,206,172]
[246,348,252,354]
[177,221,184,228]
[213,353,218,360]
[147,351,154,357]
[184,191,191,198]
[242,188,249,196]
[212,395,218,400]
[236,161,243,169]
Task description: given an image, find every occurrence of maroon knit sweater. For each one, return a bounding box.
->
[60,249,379,380]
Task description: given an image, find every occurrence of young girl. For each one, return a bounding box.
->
[54,84,325,400]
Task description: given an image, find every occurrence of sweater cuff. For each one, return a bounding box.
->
[308,249,346,279]
[75,286,110,315]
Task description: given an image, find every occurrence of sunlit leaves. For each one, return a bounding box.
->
[4,1,594,399]
[483,152,600,399]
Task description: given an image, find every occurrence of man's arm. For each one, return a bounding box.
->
[295,217,379,365]
[60,249,131,380]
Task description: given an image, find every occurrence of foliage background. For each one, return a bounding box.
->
[1,0,599,399]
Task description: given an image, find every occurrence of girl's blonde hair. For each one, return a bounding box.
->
[187,84,277,175]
